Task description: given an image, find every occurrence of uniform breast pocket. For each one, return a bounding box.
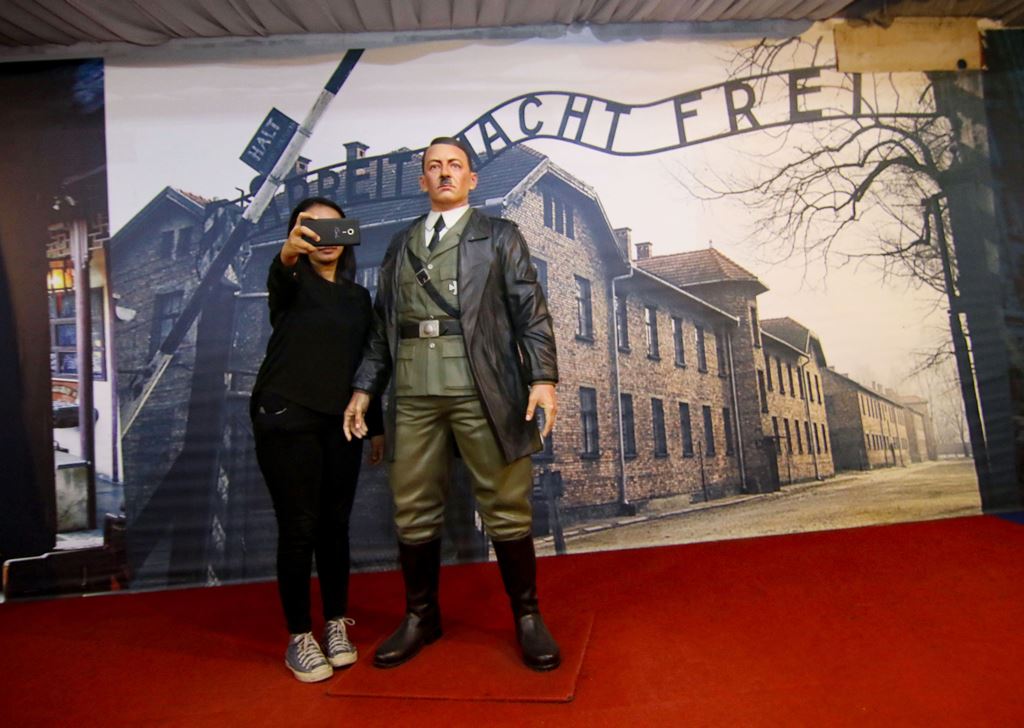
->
[441,339,475,392]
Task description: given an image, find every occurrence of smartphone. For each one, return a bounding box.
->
[303,218,361,246]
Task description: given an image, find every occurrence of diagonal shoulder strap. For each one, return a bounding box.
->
[406,246,460,319]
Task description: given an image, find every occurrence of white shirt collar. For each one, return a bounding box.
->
[425,205,471,236]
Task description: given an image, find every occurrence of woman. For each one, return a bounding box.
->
[251,196,384,683]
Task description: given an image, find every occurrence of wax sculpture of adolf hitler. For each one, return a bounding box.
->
[344,136,560,671]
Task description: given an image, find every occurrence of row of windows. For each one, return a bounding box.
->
[769,416,830,456]
[542,191,575,240]
[613,296,725,374]
[757,360,822,408]
[860,393,899,423]
[866,433,903,452]
[582,389,734,460]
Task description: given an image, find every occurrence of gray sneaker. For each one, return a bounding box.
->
[323,617,358,668]
[285,632,333,682]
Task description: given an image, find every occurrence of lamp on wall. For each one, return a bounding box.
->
[47,258,74,292]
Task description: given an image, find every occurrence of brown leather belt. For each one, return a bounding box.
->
[399,319,463,339]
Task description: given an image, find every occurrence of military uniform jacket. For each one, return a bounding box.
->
[352,208,559,464]
[393,210,476,396]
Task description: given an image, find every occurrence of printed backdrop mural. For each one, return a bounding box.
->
[4,24,1022,597]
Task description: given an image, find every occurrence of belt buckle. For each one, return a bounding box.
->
[419,319,440,338]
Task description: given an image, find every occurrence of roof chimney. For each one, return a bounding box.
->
[345,141,369,161]
[635,242,652,260]
[613,227,632,259]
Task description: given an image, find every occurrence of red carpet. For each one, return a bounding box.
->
[2,516,1024,726]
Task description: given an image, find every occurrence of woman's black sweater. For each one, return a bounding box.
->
[252,254,383,435]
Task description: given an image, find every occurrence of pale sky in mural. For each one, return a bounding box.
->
[105,27,952,398]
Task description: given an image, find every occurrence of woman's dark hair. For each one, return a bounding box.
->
[288,196,356,281]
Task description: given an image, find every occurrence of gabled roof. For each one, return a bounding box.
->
[822,368,904,408]
[636,248,768,294]
[761,317,810,351]
[761,316,828,366]
[110,186,209,249]
[628,267,739,325]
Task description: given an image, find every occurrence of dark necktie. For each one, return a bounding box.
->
[428,215,446,250]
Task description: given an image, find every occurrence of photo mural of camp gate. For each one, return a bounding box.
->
[8,24,1024,595]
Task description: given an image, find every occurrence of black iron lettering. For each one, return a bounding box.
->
[604,101,631,150]
[557,94,594,142]
[316,168,341,198]
[477,113,514,160]
[455,133,484,169]
[345,157,372,204]
[674,90,703,144]
[788,68,823,123]
[724,81,760,133]
[388,150,414,197]
[519,95,544,136]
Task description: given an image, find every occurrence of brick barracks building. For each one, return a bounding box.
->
[821,368,913,471]
[109,143,928,583]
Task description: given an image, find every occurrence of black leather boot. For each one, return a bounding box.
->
[373,538,442,668]
[492,536,561,671]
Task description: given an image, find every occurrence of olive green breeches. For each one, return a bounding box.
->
[389,395,533,544]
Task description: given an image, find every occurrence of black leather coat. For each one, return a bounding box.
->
[352,208,558,464]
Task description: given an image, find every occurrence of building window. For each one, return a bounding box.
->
[787,363,796,398]
[784,418,793,453]
[815,375,822,403]
[821,424,829,453]
[621,393,636,459]
[49,286,107,380]
[813,422,821,453]
[716,330,728,376]
[766,355,774,391]
[533,257,548,296]
[772,416,781,454]
[757,370,769,413]
[750,306,761,347]
[615,294,629,351]
[798,368,805,399]
[159,229,175,257]
[150,290,184,357]
[680,402,694,457]
[579,387,599,457]
[805,421,813,454]
[696,326,708,372]
[795,421,803,454]
[543,191,574,239]
[652,398,668,457]
[357,265,380,300]
[672,317,685,367]
[645,306,659,360]
[702,405,716,456]
[777,359,785,395]
[723,407,735,455]
[574,276,593,340]
[806,371,814,403]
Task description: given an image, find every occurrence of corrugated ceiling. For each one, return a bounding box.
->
[0,0,1021,50]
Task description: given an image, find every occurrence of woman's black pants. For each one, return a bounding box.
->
[252,392,363,634]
